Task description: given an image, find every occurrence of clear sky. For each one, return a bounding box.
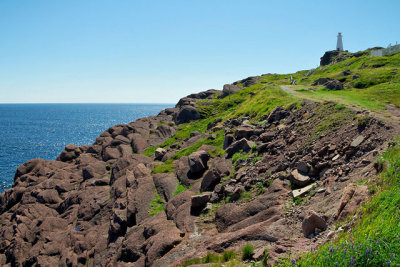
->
[0,0,399,103]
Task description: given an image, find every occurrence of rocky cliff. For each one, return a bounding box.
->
[0,71,396,266]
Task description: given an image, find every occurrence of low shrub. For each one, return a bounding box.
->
[242,243,254,261]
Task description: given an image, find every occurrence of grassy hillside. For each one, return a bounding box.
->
[173,51,400,266]
[260,52,400,111]
[147,83,298,174]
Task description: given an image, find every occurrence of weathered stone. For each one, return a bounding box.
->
[102,147,121,161]
[153,173,178,202]
[252,247,266,261]
[260,132,275,142]
[337,184,369,220]
[292,183,316,198]
[200,169,220,192]
[267,107,290,123]
[234,126,262,140]
[154,148,167,161]
[191,192,212,214]
[219,84,241,98]
[223,134,234,150]
[187,150,209,174]
[112,135,130,146]
[302,210,327,237]
[324,80,343,90]
[225,139,255,157]
[156,124,176,139]
[230,185,245,201]
[296,162,310,174]
[131,133,149,154]
[350,135,365,148]
[175,105,200,124]
[290,169,311,187]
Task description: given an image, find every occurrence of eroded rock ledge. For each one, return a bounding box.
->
[0,85,394,266]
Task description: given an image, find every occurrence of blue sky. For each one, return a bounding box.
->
[0,0,399,103]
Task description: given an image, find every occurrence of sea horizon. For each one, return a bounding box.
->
[0,103,172,192]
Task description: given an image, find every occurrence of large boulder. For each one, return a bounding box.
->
[153,173,179,202]
[218,84,241,99]
[234,126,263,140]
[302,211,327,237]
[233,76,259,88]
[223,134,234,150]
[187,89,219,99]
[187,150,210,174]
[225,138,255,158]
[57,144,81,162]
[324,80,343,90]
[165,191,196,232]
[312,77,343,90]
[259,132,275,142]
[175,106,200,124]
[290,169,311,187]
[131,133,149,154]
[156,124,176,139]
[191,192,212,215]
[155,148,167,161]
[200,169,220,192]
[200,157,232,191]
[267,107,290,123]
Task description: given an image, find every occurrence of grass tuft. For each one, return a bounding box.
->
[242,243,254,261]
[148,189,164,216]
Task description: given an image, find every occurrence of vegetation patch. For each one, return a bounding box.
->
[174,182,188,196]
[153,130,225,174]
[179,250,238,267]
[148,189,164,216]
[242,243,254,261]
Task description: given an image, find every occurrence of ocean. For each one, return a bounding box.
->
[0,103,172,192]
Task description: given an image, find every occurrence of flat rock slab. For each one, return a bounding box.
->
[292,183,316,198]
[351,135,364,147]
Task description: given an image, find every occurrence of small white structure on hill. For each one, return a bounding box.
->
[371,43,400,57]
[336,32,344,51]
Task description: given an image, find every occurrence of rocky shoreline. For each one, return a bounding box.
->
[0,79,395,266]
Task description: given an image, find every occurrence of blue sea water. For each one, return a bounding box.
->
[0,103,172,192]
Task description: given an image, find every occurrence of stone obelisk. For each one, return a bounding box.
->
[336,32,343,51]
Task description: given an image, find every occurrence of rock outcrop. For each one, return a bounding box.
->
[0,78,394,266]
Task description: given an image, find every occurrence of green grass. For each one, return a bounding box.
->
[148,189,164,216]
[242,243,254,261]
[179,250,237,267]
[232,150,259,167]
[279,141,400,266]
[153,130,225,174]
[270,52,400,112]
[174,182,188,196]
[143,146,156,156]
[239,190,253,202]
[231,84,297,120]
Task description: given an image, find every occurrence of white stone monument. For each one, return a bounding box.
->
[336,32,343,51]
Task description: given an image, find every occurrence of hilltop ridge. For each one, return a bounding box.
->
[0,50,399,266]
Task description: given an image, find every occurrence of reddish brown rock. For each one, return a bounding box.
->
[187,150,210,174]
[337,185,369,220]
[302,210,327,237]
[131,133,149,154]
